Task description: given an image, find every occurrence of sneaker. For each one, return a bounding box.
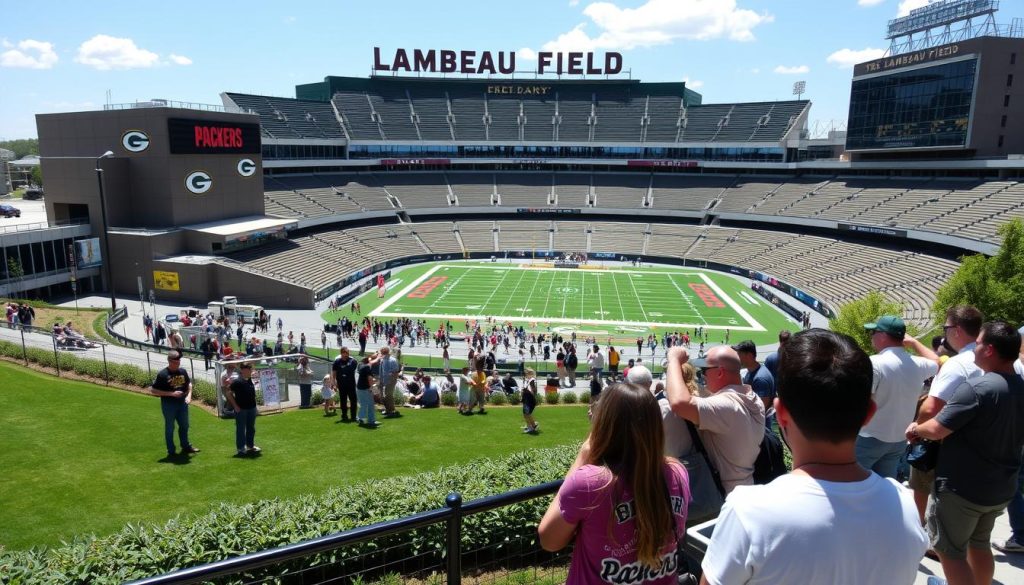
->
[181,446,200,454]
[247,446,262,454]
[994,537,1024,553]
[237,449,247,457]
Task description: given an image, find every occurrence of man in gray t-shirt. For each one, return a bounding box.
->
[908,321,1024,582]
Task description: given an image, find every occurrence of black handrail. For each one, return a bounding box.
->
[125,480,563,585]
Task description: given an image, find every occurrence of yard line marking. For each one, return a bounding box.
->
[610,273,628,321]
[697,272,765,332]
[667,274,708,326]
[520,270,544,316]
[596,272,605,320]
[541,270,556,317]
[497,267,530,316]
[560,270,571,319]
[626,273,650,322]
[370,265,442,316]
[429,266,474,310]
[478,267,515,316]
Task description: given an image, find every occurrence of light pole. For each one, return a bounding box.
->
[95,150,116,312]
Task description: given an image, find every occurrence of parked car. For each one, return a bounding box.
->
[23,188,43,200]
[0,204,21,218]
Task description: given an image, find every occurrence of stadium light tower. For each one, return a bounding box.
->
[95,150,117,312]
[793,81,806,100]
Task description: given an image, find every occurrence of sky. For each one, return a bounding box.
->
[2,0,1023,140]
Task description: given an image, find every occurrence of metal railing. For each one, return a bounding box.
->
[102,100,253,114]
[127,481,568,585]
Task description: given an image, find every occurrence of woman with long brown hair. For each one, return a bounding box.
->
[539,383,690,584]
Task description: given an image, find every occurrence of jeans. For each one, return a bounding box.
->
[234,407,257,451]
[357,388,376,424]
[1008,461,1024,540]
[161,400,190,454]
[855,435,905,479]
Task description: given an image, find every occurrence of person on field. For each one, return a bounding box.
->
[150,350,199,457]
[224,362,261,456]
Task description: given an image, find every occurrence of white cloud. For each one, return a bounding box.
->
[0,39,58,69]
[897,0,930,17]
[569,0,580,5]
[826,46,886,68]
[168,53,192,66]
[774,64,809,74]
[1,39,12,49]
[518,47,538,61]
[75,35,159,70]
[858,0,885,6]
[543,0,772,53]
[683,76,704,89]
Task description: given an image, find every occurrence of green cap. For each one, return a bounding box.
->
[865,315,906,336]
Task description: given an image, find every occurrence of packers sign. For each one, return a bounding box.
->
[167,118,261,155]
[153,270,180,292]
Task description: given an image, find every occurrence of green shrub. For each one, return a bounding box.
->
[544,391,561,405]
[487,391,508,405]
[561,391,578,404]
[0,445,579,584]
[578,392,591,404]
[311,390,324,406]
[507,392,522,405]
[440,392,457,407]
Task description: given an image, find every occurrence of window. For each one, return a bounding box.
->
[1008,74,1014,87]
[1005,94,1012,107]
[998,135,1005,148]
[1002,115,1008,128]
[1012,53,1017,66]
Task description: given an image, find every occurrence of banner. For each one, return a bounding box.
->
[259,368,281,408]
[75,238,102,269]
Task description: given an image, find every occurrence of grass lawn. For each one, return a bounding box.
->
[0,297,106,339]
[0,361,590,550]
[323,262,797,346]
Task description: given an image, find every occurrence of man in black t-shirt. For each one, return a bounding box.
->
[224,362,260,456]
[149,350,199,457]
[908,321,1024,582]
[331,347,359,422]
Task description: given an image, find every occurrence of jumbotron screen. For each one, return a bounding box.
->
[846,58,977,150]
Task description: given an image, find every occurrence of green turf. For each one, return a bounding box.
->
[324,262,797,346]
[0,361,590,550]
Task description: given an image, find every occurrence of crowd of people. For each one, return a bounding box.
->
[138,294,1024,584]
[532,305,1024,585]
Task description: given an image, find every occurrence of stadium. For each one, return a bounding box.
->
[2,0,1024,583]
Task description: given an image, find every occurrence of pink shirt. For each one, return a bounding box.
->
[558,461,690,584]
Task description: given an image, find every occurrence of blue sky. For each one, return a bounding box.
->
[2,0,1022,139]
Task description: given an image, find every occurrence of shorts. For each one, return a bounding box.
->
[321,388,334,400]
[926,488,1009,560]
[522,403,536,416]
[910,466,935,493]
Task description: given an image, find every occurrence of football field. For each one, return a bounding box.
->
[368,263,770,337]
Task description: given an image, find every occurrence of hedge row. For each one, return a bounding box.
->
[0,339,218,407]
[0,445,577,585]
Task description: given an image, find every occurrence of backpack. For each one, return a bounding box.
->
[753,426,787,484]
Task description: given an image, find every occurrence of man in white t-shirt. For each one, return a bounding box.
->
[665,345,764,494]
[700,329,927,585]
[856,315,939,479]
[910,305,984,523]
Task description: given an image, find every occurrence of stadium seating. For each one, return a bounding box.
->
[497,173,553,207]
[229,87,809,145]
[448,173,495,206]
[592,173,649,208]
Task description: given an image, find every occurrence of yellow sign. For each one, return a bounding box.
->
[153,270,180,292]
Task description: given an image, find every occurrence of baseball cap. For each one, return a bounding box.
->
[731,340,757,355]
[864,315,906,336]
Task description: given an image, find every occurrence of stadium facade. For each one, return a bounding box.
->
[8,4,1024,328]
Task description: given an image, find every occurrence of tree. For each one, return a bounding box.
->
[933,218,1024,324]
[6,257,24,299]
[0,138,39,159]
[828,291,909,355]
[30,165,42,187]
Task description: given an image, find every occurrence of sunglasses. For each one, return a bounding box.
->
[700,365,720,375]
